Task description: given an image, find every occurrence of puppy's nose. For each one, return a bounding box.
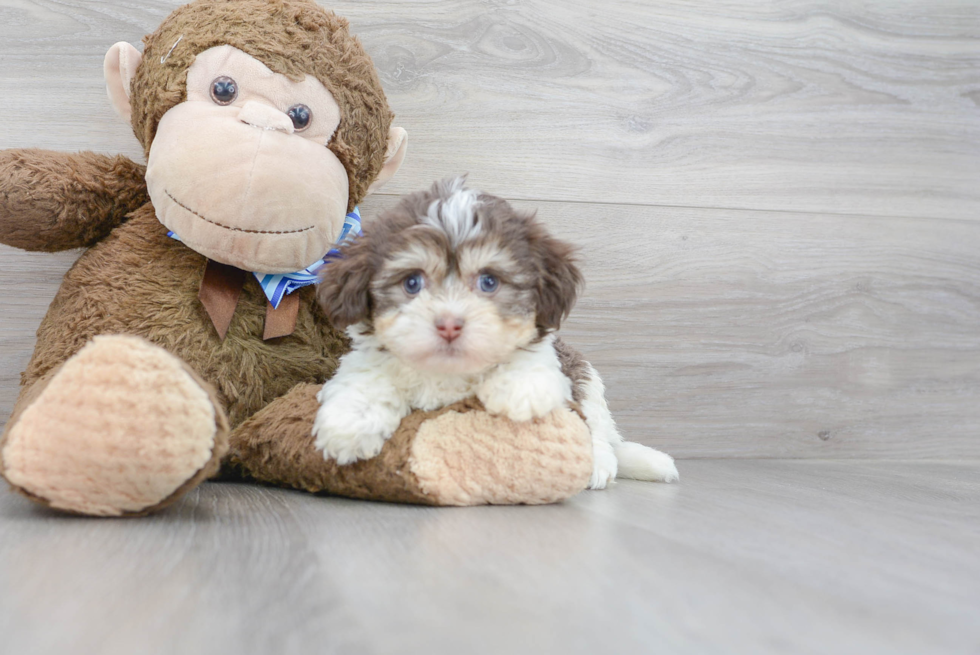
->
[435,316,465,343]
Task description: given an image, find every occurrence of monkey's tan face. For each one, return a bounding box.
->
[146,45,348,273]
[372,234,539,376]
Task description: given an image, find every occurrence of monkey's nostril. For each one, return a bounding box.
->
[435,317,464,343]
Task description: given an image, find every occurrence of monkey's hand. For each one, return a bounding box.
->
[0,149,148,252]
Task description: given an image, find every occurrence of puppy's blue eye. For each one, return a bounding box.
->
[403,273,424,295]
[478,274,499,293]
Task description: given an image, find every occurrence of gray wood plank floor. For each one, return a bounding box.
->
[1,461,977,655]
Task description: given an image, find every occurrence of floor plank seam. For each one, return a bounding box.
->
[370,193,975,223]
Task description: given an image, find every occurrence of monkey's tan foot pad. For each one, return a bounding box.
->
[408,405,594,505]
[1,335,228,516]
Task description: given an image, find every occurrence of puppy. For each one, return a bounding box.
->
[312,177,678,488]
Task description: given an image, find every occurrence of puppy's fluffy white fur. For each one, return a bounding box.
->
[312,177,678,487]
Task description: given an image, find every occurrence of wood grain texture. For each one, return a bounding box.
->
[1,461,977,655]
[1,0,979,218]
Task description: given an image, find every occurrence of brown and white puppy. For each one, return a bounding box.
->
[313,177,678,488]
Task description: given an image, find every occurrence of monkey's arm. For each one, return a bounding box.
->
[0,149,149,252]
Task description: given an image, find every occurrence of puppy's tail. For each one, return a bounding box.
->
[576,358,679,484]
[614,441,679,484]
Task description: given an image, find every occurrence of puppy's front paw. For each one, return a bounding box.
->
[312,403,396,465]
[478,370,571,422]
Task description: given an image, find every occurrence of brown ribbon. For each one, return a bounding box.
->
[263,292,300,340]
[198,260,245,341]
[199,259,299,341]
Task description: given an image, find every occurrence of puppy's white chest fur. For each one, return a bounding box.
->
[358,330,483,411]
[348,327,568,412]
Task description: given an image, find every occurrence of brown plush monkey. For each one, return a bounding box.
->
[0,0,592,516]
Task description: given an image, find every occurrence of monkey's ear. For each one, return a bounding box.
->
[317,243,376,330]
[367,127,408,194]
[104,42,143,122]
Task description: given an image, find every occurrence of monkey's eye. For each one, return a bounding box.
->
[210,76,238,105]
[287,104,312,131]
[403,273,425,296]
[477,273,499,294]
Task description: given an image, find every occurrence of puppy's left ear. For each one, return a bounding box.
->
[529,220,583,332]
[317,240,376,329]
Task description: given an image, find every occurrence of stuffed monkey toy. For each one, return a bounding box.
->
[0,0,593,516]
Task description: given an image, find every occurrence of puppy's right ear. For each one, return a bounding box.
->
[317,242,375,329]
[528,220,583,333]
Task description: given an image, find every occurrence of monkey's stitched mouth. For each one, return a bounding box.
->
[165,190,315,235]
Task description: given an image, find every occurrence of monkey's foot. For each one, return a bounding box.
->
[0,335,228,516]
